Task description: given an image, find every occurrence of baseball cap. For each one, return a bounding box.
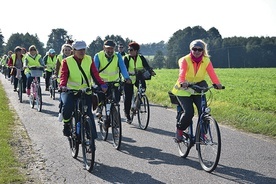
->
[48,48,55,54]
[72,40,87,50]
[104,40,116,48]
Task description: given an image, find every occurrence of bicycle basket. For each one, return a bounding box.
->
[142,70,151,80]
[168,91,179,105]
[30,69,44,77]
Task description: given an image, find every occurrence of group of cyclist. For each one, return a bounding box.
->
[1,38,223,143]
[0,39,156,139]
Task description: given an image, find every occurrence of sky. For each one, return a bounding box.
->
[1,0,276,46]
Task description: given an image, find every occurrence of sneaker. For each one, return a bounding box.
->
[125,113,132,123]
[63,123,71,137]
[13,88,17,92]
[26,88,30,96]
[58,113,63,122]
[45,88,49,91]
[96,106,102,117]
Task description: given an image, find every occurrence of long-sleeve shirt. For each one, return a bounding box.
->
[179,58,220,84]
[59,55,105,87]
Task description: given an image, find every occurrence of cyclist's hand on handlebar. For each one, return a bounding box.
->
[125,78,132,84]
[59,86,68,92]
[100,84,108,93]
[180,81,189,88]
[214,84,224,89]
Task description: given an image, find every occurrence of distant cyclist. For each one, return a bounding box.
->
[23,45,45,96]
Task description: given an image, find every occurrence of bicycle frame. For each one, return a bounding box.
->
[175,84,224,173]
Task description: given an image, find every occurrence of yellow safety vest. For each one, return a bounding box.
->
[66,55,92,90]
[98,51,120,82]
[125,54,144,84]
[45,55,57,72]
[171,55,210,97]
[24,54,42,74]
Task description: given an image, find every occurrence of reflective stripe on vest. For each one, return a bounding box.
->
[171,55,210,96]
[66,55,92,90]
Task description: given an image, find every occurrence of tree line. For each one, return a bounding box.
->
[1,26,275,68]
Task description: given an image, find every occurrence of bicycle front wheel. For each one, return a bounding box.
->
[98,106,108,141]
[36,85,42,112]
[137,95,150,130]
[110,105,122,150]
[196,116,221,173]
[69,115,79,158]
[177,128,193,158]
[18,79,23,103]
[81,116,95,172]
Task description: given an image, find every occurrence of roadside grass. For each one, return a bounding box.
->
[147,68,276,137]
[0,82,26,183]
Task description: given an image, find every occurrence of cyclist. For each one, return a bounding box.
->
[54,44,73,121]
[93,40,131,126]
[59,40,108,137]
[43,48,57,91]
[23,45,45,96]
[171,39,223,142]
[123,42,156,122]
[7,46,26,93]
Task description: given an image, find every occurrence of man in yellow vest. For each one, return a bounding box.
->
[59,40,108,137]
[93,40,131,126]
[171,39,223,142]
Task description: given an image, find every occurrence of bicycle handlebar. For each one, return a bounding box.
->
[186,83,225,93]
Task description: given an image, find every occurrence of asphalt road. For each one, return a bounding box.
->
[0,73,275,184]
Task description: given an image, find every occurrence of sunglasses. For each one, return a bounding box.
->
[128,49,134,52]
[30,49,36,51]
[192,48,203,52]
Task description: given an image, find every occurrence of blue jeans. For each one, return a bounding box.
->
[61,91,97,139]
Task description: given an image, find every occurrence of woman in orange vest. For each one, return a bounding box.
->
[171,39,223,141]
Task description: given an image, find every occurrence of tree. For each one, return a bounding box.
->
[0,29,4,54]
[152,50,165,69]
[46,28,69,54]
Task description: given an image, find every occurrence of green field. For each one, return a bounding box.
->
[146,68,276,137]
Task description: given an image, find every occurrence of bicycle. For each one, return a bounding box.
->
[49,70,58,100]
[29,66,44,112]
[169,84,224,173]
[65,88,96,172]
[129,78,150,130]
[13,66,23,103]
[97,81,122,150]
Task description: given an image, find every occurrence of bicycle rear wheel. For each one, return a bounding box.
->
[137,95,150,130]
[196,116,221,173]
[36,85,42,112]
[69,115,79,158]
[81,116,95,172]
[177,128,192,158]
[98,106,108,141]
[110,105,122,150]
[18,79,23,103]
